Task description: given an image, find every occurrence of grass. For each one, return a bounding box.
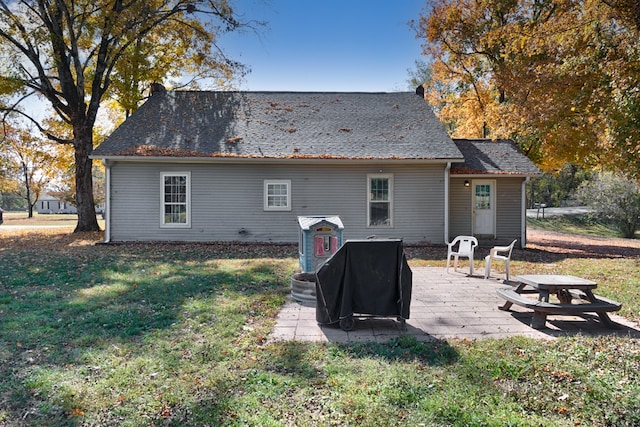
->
[528,213,640,239]
[2,211,104,228]
[1,218,639,426]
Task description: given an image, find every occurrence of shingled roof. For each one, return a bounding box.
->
[451,139,541,176]
[92,91,463,161]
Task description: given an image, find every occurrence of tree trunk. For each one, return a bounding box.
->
[73,124,100,232]
[22,161,34,218]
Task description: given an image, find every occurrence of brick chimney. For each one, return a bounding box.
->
[150,83,166,95]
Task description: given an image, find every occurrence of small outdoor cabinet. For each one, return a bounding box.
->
[297,215,344,272]
[291,216,344,303]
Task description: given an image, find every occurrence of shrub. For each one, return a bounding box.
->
[574,171,640,238]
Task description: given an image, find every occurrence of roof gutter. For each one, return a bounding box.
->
[89,155,466,165]
[451,172,541,179]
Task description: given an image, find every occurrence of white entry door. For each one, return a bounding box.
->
[473,180,495,236]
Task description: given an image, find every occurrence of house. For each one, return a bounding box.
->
[449,138,540,245]
[36,193,77,214]
[91,89,540,247]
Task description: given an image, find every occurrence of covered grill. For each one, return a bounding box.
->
[315,239,412,331]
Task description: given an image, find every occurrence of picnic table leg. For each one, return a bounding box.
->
[531,311,547,329]
[528,289,551,329]
[537,289,550,303]
[583,289,620,329]
[498,282,527,311]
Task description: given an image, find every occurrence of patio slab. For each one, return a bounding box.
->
[269,267,640,343]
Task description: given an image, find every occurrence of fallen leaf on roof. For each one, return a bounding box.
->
[452,166,524,175]
[114,144,429,160]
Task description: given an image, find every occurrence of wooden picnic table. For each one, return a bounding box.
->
[497,274,622,329]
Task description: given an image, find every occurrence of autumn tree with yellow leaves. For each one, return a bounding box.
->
[416,0,640,178]
[0,124,70,216]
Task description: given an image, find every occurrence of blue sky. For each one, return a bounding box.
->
[220,0,427,92]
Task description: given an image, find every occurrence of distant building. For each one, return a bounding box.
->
[36,193,77,214]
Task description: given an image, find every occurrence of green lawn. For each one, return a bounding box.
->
[1,225,639,426]
[528,213,640,239]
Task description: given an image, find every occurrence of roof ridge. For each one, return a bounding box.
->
[159,90,413,95]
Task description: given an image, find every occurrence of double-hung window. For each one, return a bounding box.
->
[368,174,393,227]
[161,172,191,227]
[264,180,291,211]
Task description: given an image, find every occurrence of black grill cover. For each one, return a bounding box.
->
[315,239,412,324]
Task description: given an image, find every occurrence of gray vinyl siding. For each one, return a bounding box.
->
[448,177,472,240]
[448,176,524,246]
[108,162,447,244]
[495,178,523,242]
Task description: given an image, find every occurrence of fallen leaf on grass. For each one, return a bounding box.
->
[161,405,172,418]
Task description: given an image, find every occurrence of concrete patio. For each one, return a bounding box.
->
[269,267,640,343]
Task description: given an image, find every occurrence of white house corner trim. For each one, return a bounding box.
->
[444,162,451,244]
[103,160,111,243]
[521,177,529,248]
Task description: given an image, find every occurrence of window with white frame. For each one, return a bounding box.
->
[264,180,291,211]
[367,174,393,227]
[161,172,191,227]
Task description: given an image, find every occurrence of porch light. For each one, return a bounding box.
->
[464,180,470,187]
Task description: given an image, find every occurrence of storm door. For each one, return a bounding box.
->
[473,180,495,236]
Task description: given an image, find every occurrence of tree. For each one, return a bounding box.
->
[416,0,543,139]
[0,125,64,216]
[528,163,591,208]
[597,1,640,181]
[575,171,640,238]
[415,0,640,177]
[407,60,432,90]
[108,9,245,118]
[0,0,247,232]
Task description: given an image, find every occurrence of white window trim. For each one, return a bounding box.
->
[160,171,191,228]
[264,179,292,211]
[367,173,393,228]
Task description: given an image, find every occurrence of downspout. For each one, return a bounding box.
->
[103,160,111,243]
[521,177,529,248]
[444,162,451,244]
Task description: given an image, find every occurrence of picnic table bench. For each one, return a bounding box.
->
[497,274,622,329]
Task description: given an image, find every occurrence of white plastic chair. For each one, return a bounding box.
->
[446,236,478,275]
[484,239,517,280]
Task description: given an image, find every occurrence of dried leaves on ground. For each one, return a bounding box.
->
[2,227,640,262]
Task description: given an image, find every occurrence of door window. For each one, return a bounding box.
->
[475,184,491,209]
